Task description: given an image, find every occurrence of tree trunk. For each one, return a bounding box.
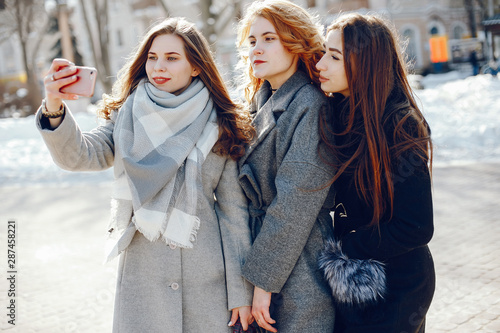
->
[14,0,42,115]
[96,0,112,93]
[79,0,113,93]
[465,0,478,38]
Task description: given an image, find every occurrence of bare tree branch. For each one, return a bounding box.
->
[78,0,100,67]
[215,0,242,34]
[2,0,47,114]
[78,0,112,92]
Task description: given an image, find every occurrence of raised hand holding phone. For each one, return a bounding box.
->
[60,66,97,97]
[42,58,97,128]
[44,58,79,107]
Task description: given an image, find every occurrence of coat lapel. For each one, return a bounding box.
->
[239,81,276,166]
[239,71,312,166]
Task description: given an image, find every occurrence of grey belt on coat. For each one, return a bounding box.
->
[248,205,266,240]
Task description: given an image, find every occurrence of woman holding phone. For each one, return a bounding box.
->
[236,1,336,332]
[37,17,254,332]
[317,13,435,333]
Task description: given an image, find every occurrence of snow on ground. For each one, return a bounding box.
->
[417,74,500,165]
[0,110,113,187]
[0,73,499,187]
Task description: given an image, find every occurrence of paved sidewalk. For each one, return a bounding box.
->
[426,163,500,333]
[0,162,499,332]
[1,184,117,332]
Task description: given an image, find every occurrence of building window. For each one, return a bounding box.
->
[453,25,465,39]
[427,19,446,37]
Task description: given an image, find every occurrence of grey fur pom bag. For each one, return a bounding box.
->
[318,239,387,308]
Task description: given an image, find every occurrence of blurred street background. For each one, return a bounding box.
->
[0,0,499,118]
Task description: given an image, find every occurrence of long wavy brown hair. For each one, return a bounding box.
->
[320,13,433,226]
[98,17,254,160]
[236,0,324,104]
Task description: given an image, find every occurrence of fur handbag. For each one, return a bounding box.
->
[318,239,387,308]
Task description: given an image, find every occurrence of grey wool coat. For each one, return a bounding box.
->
[238,71,336,332]
[36,107,253,333]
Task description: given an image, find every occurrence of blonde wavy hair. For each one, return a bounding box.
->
[236,0,324,104]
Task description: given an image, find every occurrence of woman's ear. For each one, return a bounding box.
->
[192,67,200,77]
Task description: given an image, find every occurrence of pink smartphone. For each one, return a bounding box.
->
[60,66,97,97]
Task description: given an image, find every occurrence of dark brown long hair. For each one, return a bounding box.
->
[320,13,433,226]
[98,17,254,160]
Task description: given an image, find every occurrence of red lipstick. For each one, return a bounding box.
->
[153,77,170,84]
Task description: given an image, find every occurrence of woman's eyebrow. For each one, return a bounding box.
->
[249,31,277,39]
[328,47,342,54]
[148,51,181,55]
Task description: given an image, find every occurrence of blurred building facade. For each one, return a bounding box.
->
[1,0,499,115]
[319,0,500,73]
[67,0,500,80]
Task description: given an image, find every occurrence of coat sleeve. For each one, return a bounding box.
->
[36,104,115,172]
[214,157,254,310]
[339,160,433,261]
[242,104,334,293]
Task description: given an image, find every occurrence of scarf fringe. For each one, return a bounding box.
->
[132,215,201,249]
[132,215,163,243]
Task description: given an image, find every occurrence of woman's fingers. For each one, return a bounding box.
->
[263,310,276,325]
[252,286,277,331]
[47,64,78,81]
[44,61,79,101]
[237,305,253,330]
[228,308,239,327]
[44,77,79,101]
[254,310,277,332]
[50,58,75,73]
[44,74,77,87]
[44,65,78,88]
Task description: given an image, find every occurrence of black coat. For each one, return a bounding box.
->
[319,95,435,333]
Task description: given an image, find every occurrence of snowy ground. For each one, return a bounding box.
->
[0,102,113,187]
[417,73,500,165]
[0,73,499,187]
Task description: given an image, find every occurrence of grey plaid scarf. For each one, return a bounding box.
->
[110,78,219,252]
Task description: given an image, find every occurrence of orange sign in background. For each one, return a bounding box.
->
[429,36,449,63]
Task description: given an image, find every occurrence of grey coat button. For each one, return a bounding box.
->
[169,244,177,250]
[171,282,179,290]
